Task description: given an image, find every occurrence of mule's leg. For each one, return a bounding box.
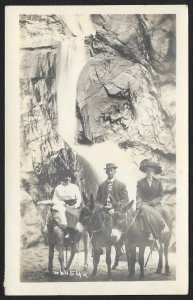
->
[65,245,76,270]
[128,246,136,279]
[139,245,145,279]
[164,237,171,275]
[124,239,130,272]
[83,231,89,271]
[112,245,119,270]
[48,242,54,274]
[156,240,164,274]
[58,247,65,275]
[92,250,100,277]
[106,246,112,279]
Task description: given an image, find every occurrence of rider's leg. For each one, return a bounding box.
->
[154,205,170,233]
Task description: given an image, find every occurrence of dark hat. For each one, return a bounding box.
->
[57,169,72,179]
[139,159,162,174]
[63,169,73,178]
[104,163,118,170]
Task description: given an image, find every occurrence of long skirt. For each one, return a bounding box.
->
[139,204,165,239]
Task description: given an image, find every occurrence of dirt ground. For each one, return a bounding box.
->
[21,243,176,282]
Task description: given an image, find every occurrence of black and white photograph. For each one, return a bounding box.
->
[5,5,188,295]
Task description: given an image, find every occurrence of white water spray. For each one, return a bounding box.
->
[57,37,87,145]
[56,15,139,201]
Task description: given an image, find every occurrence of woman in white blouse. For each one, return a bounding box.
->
[52,173,82,209]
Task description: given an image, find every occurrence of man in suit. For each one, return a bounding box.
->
[136,159,171,238]
[96,163,129,255]
[96,163,129,213]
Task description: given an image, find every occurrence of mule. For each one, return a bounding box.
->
[38,200,89,275]
[79,195,125,279]
[111,201,172,279]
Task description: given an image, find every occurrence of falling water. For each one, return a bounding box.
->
[56,15,139,200]
[57,37,88,145]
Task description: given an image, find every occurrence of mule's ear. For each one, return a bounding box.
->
[121,200,134,212]
[82,192,89,205]
[90,193,95,210]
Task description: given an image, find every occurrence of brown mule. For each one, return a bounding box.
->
[38,201,89,275]
[111,201,172,279]
[79,194,123,280]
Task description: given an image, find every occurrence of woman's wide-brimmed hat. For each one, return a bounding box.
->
[104,163,118,170]
[139,159,162,174]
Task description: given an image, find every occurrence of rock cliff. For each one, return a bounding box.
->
[77,14,176,248]
[20,14,176,249]
[20,15,98,248]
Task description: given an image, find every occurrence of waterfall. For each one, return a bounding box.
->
[56,15,138,200]
[57,15,96,145]
[57,37,87,145]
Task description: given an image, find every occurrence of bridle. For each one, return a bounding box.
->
[82,207,105,240]
[118,207,141,234]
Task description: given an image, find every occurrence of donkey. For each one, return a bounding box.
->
[78,194,126,279]
[111,201,172,279]
[38,200,88,275]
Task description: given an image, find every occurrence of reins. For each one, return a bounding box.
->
[124,207,141,232]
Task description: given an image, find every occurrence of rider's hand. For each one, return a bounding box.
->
[136,202,142,209]
[74,204,80,209]
[109,208,115,215]
[104,205,112,209]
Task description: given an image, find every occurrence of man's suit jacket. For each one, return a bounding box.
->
[96,178,129,209]
[136,177,163,206]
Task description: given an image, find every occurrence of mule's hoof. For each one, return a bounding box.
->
[140,274,145,280]
[107,273,112,280]
[46,271,54,277]
[112,265,117,270]
[165,267,171,274]
[156,269,161,274]
[91,272,96,279]
[128,273,134,280]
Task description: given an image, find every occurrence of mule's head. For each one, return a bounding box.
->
[111,200,134,242]
[51,202,68,230]
[78,194,103,232]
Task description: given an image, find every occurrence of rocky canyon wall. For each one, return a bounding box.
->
[20,15,98,248]
[20,14,176,249]
[77,14,176,248]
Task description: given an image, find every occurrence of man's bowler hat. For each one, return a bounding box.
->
[104,163,118,170]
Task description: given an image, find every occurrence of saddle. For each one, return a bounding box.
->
[138,205,166,239]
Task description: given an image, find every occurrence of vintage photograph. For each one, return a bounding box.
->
[5,5,188,295]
